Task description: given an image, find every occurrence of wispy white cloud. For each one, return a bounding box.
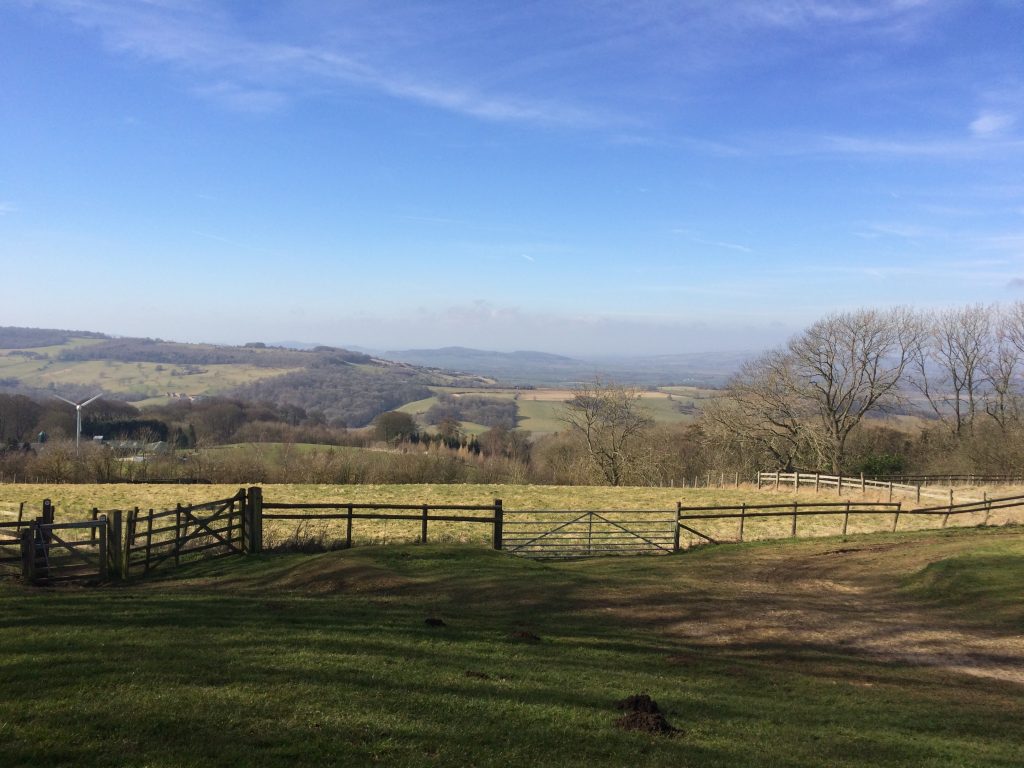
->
[970,110,1017,139]
[27,0,606,126]
[671,228,753,253]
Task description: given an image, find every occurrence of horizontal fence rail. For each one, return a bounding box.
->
[756,471,982,504]
[5,487,1024,581]
[867,474,1024,485]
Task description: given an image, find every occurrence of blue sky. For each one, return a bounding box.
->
[2,0,1023,355]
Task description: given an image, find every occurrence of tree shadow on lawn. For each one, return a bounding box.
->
[5,588,1017,768]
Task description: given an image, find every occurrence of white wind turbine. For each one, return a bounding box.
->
[54,393,103,454]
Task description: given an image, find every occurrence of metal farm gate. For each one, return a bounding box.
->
[502,510,678,558]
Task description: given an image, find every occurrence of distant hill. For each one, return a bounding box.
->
[0,327,492,427]
[386,346,749,387]
[386,347,585,385]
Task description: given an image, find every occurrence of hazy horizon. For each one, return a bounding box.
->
[3,1,1023,355]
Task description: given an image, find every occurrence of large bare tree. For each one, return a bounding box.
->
[910,304,992,436]
[560,380,653,486]
[702,349,810,471]
[788,308,921,472]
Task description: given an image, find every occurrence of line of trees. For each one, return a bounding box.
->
[703,303,1024,476]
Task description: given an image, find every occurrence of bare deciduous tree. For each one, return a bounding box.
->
[702,350,809,471]
[911,304,992,436]
[788,307,921,472]
[560,380,653,486]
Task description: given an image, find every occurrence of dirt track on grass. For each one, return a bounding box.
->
[590,529,1024,685]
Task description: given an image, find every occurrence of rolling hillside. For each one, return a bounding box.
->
[0,327,493,427]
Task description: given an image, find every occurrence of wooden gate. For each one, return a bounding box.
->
[24,520,113,584]
[502,510,677,558]
[125,491,246,576]
[0,520,27,577]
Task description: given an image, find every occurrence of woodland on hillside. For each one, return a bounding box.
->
[3,303,1024,485]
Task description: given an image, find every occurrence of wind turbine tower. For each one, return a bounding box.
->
[54,394,102,454]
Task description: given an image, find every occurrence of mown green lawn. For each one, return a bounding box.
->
[1,527,1022,767]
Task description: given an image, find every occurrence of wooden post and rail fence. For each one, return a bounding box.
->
[2,486,1022,580]
[755,470,986,505]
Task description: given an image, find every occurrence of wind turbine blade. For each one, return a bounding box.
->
[81,394,103,407]
[53,395,78,406]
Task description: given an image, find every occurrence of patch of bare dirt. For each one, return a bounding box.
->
[509,629,541,643]
[614,694,678,735]
[590,529,1024,685]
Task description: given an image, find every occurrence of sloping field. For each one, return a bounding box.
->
[0,526,1021,767]
[0,338,301,400]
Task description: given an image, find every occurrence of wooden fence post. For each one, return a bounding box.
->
[888,482,893,503]
[775,472,780,491]
[145,508,154,574]
[97,515,109,580]
[757,472,762,490]
[492,499,503,550]
[421,504,428,544]
[247,486,263,554]
[942,501,951,528]
[346,504,354,549]
[791,501,798,537]
[20,526,36,584]
[860,473,865,495]
[125,508,138,578]
[735,472,739,488]
[892,503,900,533]
[107,509,122,579]
[983,497,992,526]
[842,501,850,536]
[673,502,681,552]
[917,484,921,504]
[739,503,746,542]
[815,473,820,494]
[838,473,843,497]
[174,504,183,568]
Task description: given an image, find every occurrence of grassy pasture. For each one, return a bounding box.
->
[0,526,1022,766]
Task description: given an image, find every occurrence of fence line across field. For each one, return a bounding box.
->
[4,486,1023,580]
[756,470,985,504]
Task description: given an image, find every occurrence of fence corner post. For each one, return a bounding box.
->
[756,471,762,490]
[673,501,682,552]
[247,486,263,554]
[492,499,503,551]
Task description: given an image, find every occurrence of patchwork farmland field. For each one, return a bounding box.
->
[397,386,715,436]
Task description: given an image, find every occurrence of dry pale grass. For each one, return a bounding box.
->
[2,481,1023,550]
